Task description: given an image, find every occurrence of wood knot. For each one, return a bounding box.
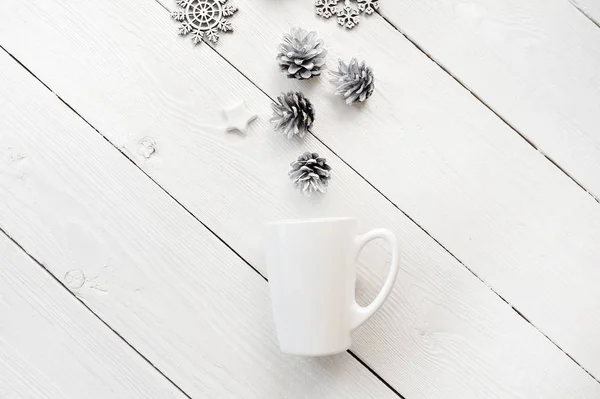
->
[138,137,157,159]
[64,269,86,289]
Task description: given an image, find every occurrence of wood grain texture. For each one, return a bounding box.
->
[0,233,185,399]
[1,1,599,398]
[175,0,600,378]
[379,0,600,199]
[4,0,598,381]
[0,49,398,399]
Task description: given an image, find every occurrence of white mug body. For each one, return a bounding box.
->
[265,217,357,356]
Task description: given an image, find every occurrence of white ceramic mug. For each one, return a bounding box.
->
[265,217,400,356]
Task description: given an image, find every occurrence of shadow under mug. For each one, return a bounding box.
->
[265,217,400,356]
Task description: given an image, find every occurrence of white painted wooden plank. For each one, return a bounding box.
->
[570,0,600,26]
[0,49,398,399]
[379,0,600,199]
[4,0,600,382]
[0,233,185,399]
[177,0,600,379]
[1,1,599,398]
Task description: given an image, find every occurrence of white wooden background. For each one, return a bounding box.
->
[1,0,599,397]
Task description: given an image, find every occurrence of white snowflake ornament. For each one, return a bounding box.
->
[172,0,238,45]
[337,4,360,29]
[315,0,339,19]
[315,0,379,29]
[358,0,379,14]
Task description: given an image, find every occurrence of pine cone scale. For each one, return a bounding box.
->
[288,64,302,74]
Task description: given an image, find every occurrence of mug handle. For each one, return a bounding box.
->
[349,228,400,330]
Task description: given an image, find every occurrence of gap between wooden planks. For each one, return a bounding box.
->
[1,1,600,399]
[0,231,186,399]
[0,50,399,399]
[163,0,600,379]
[379,0,600,201]
[158,0,600,381]
[569,0,600,27]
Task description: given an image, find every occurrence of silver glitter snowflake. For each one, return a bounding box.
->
[337,4,360,29]
[315,0,339,19]
[171,0,238,45]
[358,0,379,14]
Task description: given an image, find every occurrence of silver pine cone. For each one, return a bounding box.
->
[289,152,332,196]
[329,58,375,104]
[270,92,315,140]
[277,27,327,80]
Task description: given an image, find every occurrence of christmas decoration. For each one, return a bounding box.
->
[358,0,379,14]
[276,27,327,80]
[329,58,375,104]
[223,100,257,133]
[315,0,339,19]
[289,152,332,196]
[270,92,315,140]
[337,3,360,29]
[171,0,238,45]
[314,0,380,29]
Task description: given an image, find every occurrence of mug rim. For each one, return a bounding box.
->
[266,216,356,225]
